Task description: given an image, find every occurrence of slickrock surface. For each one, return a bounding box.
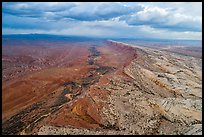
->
[2,40,202,135]
[37,42,202,135]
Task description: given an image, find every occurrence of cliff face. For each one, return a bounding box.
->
[2,40,202,135]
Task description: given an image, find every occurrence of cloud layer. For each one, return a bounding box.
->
[120,5,201,32]
[2,2,202,40]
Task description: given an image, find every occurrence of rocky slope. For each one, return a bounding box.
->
[2,40,202,135]
[37,41,202,135]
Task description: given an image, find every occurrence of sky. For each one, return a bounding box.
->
[2,2,202,40]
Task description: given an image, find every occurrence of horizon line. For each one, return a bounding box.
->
[2,33,202,41]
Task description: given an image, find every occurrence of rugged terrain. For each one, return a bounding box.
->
[2,37,202,135]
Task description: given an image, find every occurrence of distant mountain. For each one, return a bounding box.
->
[2,34,201,47]
[2,34,106,47]
[2,34,106,41]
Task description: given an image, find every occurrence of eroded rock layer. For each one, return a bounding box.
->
[2,40,202,135]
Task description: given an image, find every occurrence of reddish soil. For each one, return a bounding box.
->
[2,44,90,121]
[43,41,137,130]
[2,40,137,134]
[98,41,137,76]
